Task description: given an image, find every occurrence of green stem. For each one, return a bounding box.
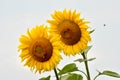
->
[54,68,59,80]
[79,70,88,78]
[93,72,101,80]
[82,52,91,80]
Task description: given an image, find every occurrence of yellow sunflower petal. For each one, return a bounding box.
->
[18,25,62,73]
[48,9,91,56]
[19,35,31,45]
[18,44,29,50]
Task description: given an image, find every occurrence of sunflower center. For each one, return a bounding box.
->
[36,46,43,53]
[32,37,53,62]
[62,28,71,39]
[58,20,81,45]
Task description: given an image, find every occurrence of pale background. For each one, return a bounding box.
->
[0,0,120,80]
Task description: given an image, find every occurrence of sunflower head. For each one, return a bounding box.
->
[47,9,91,56]
[18,25,62,73]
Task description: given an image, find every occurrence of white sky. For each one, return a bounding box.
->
[0,0,120,80]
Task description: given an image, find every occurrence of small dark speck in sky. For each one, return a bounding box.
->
[103,24,106,26]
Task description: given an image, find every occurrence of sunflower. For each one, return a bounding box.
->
[47,9,91,56]
[18,25,62,73]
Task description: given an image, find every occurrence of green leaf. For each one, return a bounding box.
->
[58,63,79,75]
[87,58,96,61]
[67,73,83,80]
[39,76,50,80]
[89,29,95,34]
[74,58,96,63]
[84,46,92,54]
[60,74,70,80]
[61,74,83,80]
[74,58,85,63]
[101,70,120,78]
